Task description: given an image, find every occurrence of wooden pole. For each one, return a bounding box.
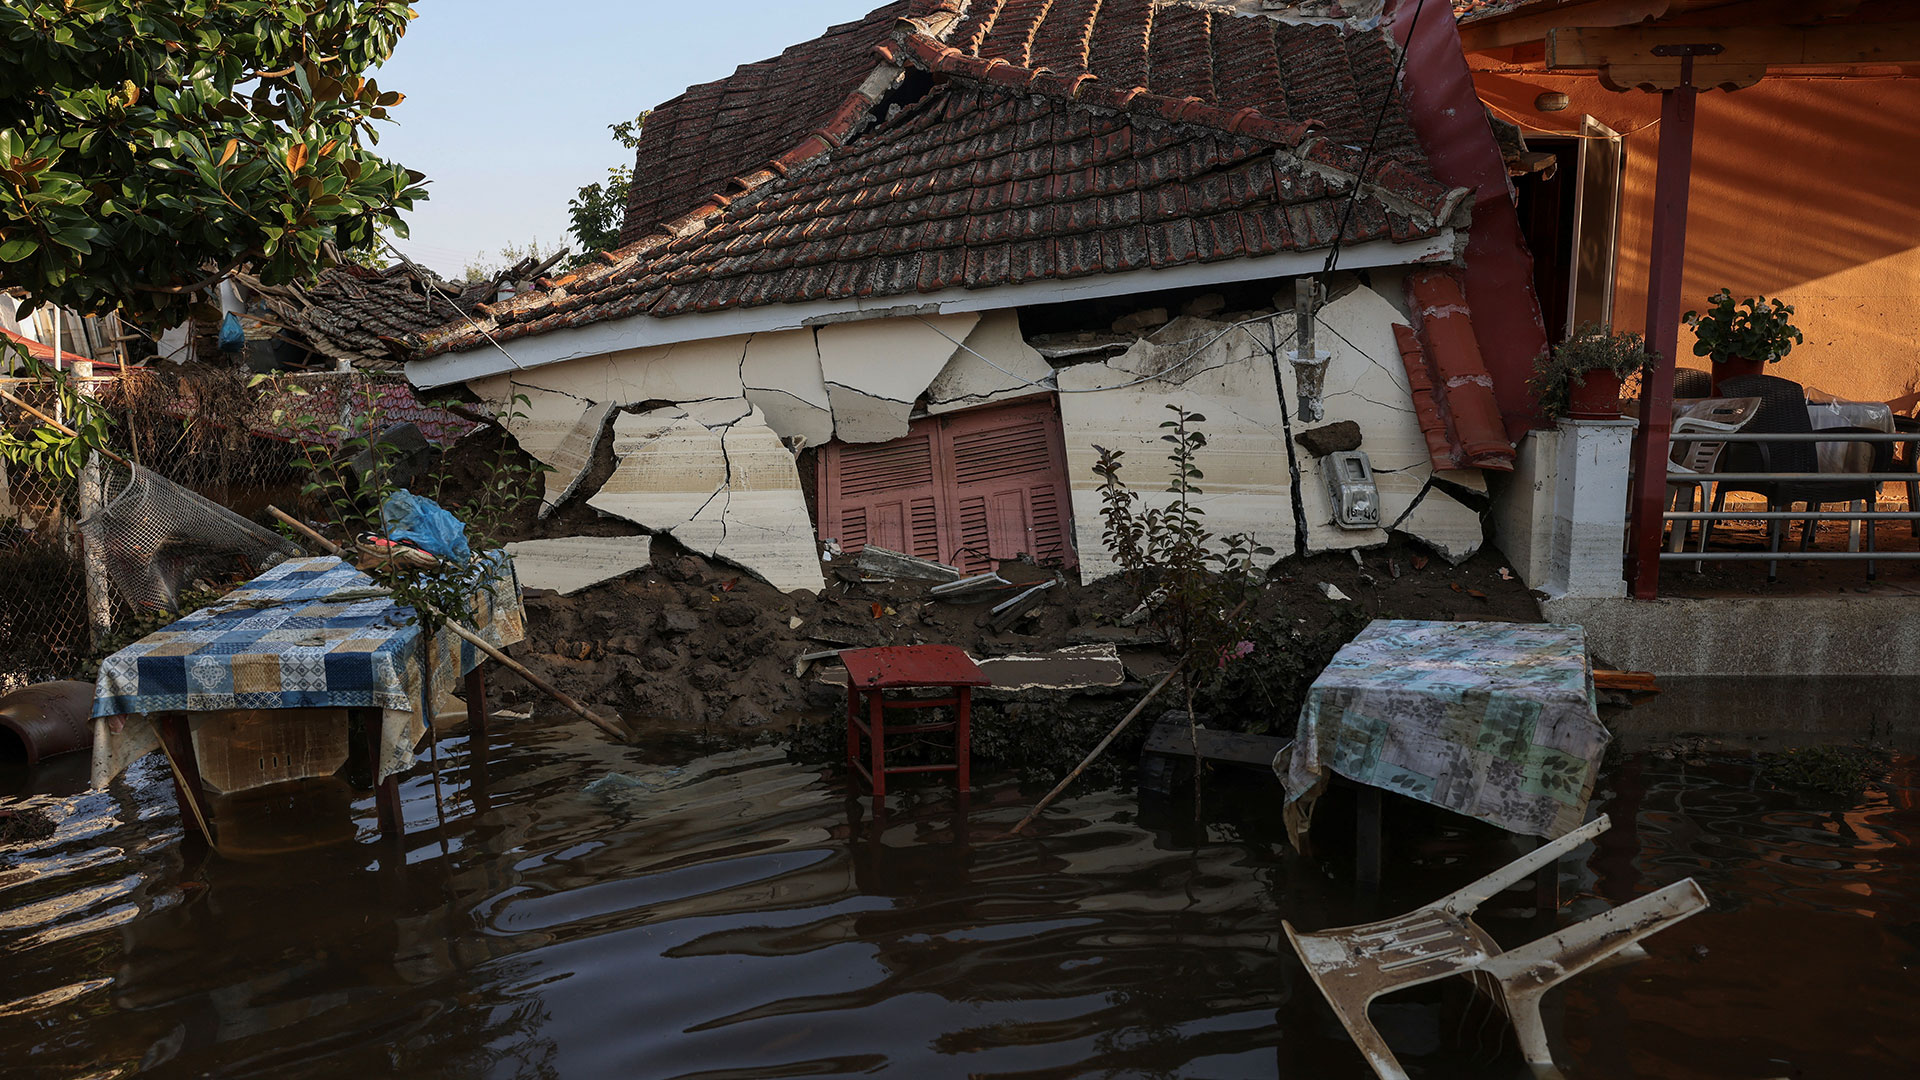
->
[1006,656,1189,837]
[266,505,629,741]
[1628,54,1703,600]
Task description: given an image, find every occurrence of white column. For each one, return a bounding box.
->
[1549,418,1639,599]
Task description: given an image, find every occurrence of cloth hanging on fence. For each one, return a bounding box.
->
[76,459,301,613]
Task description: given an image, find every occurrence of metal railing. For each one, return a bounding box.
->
[1663,430,1920,564]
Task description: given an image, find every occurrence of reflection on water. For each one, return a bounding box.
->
[0,720,1914,1079]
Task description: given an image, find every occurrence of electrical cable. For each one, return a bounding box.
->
[380,236,530,375]
[1324,0,1431,277]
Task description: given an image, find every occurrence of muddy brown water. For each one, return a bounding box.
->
[1,705,1915,1079]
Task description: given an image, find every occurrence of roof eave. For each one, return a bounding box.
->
[407,231,1456,389]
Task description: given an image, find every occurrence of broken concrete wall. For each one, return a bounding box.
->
[1059,286,1485,581]
[459,296,1484,591]
[587,406,824,593]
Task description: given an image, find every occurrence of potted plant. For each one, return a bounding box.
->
[1683,288,1803,391]
[1530,322,1655,420]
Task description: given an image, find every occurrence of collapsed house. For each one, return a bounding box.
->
[407,0,1538,593]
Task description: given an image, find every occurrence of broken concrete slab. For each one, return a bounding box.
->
[743,329,835,447]
[589,408,727,533]
[484,336,752,406]
[974,643,1126,692]
[817,313,979,443]
[490,384,615,517]
[683,397,753,428]
[1387,482,1485,565]
[505,536,653,596]
[925,310,1055,415]
[672,408,826,594]
[854,546,962,583]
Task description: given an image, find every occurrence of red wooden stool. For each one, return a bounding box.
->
[843,645,992,797]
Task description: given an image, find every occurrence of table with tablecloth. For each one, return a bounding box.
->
[89,553,523,793]
[1280,620,1608,846]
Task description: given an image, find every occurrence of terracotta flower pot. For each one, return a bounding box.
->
[1566,368,1622,420]
[1710,354,1765,392]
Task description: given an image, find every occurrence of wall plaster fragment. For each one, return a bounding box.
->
[491,384,614,518]
[925,310,1055,415]
[817,312,979,443]
[505,536,654,596]
[589,406,824,593]
[742,329,834,446]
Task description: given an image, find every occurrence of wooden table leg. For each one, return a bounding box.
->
[1356,785,1384,885]
[868,690,887,799]
[955,687,972,793]
[466,665,491,815]
[155,713,215,849]
[351,707,402,839]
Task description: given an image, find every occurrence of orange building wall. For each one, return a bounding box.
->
[1474,72,1920,406]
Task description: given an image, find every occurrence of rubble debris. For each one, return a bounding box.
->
[1321,583,1353,602]
[854,546,962,583]
[1181,293,1228,319]
[990,579,1058,631]
[1296,421,1364,458]
[794,649,845,679]
[973,643,1126,692]
[1143,720,1293,769]
[930,572,1013,600]
[505,536,653,596]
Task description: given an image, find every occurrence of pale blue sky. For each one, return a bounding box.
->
[376,1,867,277]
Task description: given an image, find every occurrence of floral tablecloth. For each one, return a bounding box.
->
[1281,620,1607,842]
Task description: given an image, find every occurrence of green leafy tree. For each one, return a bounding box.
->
[566,111,648,259]
[0,1,428,327]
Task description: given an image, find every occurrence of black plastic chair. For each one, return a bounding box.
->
[1672,368,1712,398]
[1707,375,1824,581]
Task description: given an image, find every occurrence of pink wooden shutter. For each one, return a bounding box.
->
[938,397,1077,571]
[817,432,943,560]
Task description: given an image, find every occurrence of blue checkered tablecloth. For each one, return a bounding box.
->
[91,554,524,719]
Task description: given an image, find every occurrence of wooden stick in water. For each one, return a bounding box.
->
[1006,655,1188,837]
[266,505,629,742]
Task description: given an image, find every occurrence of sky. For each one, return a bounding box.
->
[374,1,870,279]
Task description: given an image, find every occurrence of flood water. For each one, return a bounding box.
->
[2,707,1916,1079]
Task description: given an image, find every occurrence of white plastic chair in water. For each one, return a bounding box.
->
[1283,815,1708,1080]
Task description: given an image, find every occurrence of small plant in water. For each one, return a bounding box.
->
[1093,406,1274,805]
[1760,743,1892,802]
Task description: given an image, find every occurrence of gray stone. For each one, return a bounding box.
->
[1112,307,1170,335]
[1181,292,1227,318]
[642,647,679,673]
[716,602,757,628]
[659,609,701,636]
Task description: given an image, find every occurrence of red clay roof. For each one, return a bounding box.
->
[3,327,90,364]
[415,3,1464,359]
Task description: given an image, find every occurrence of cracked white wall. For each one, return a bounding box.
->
[1060,288,1485,581]
[469,382,612,518]
[588,406,824,593]
[742,329,834,446]
[925,310,1055,415]
[817,313,979,443]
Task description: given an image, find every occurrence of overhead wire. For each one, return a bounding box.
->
[1324,0,1431,277]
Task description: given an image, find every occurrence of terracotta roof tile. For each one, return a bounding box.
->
[415,3,1466,360]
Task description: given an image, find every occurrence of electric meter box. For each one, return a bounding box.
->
[1325,451,1381,530]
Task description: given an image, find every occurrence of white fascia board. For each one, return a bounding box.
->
[407,232,1454,389]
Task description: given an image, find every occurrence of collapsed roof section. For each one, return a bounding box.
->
[410,1,1470,367]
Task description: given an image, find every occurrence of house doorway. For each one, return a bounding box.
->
[816,395,1077,574]
[1515,117,1625,347]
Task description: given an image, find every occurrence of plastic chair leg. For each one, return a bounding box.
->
[1483,879,1709,1070]
[1767,502,1786,582]
[1867,494,1878,581]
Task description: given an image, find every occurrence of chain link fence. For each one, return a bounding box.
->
[0,368,480,691]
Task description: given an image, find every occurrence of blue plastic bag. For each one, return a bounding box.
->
[380,490,471,564]
[217,311,246,353]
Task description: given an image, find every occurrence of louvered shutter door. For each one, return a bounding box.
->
[819,396,1076,572]
[817,432,943,560]
[938,398,1077,571]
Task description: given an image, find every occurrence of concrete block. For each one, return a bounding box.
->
[1491,428,1562,590]
[1549,419,1637,598]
